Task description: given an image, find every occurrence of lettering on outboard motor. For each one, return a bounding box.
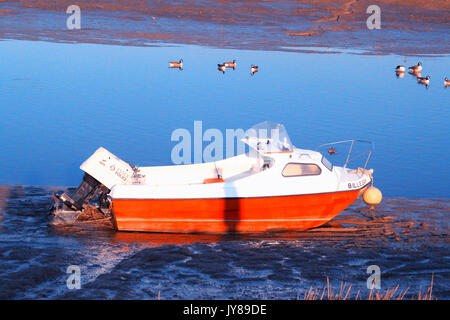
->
[115,167,129,182]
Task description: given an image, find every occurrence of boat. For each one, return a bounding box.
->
[53,121,374,234]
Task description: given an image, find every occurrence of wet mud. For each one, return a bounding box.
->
[0,0,449,55]
[0,186,448,299]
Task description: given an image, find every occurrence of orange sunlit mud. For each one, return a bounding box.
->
[0,1,449,55]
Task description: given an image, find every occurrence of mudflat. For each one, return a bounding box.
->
[0,0,449,54]
[0,186,447,299]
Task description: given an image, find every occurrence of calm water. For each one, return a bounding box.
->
[0,40,449,198]
[0,40,449,300]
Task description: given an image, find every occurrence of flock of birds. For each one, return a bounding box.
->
[169,59,259,76]
[169,58,448,85]
[395,60,450,89]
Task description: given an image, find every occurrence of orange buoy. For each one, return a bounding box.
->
[363,186,382,210]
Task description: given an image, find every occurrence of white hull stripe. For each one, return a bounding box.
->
[111,181,370,200]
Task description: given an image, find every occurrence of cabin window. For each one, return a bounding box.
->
[282,163,321,177]
[321,156,333,171]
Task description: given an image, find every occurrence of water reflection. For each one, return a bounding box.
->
[395,71,405,78]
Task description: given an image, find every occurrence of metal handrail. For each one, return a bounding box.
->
[316,139,374,169]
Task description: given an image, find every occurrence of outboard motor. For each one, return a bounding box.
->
[52,147,135,213]
[54,173,106,211]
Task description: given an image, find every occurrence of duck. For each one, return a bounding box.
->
[445,77,450,87]
[250,64,258,76]
[408,62,422,73]
[169,59,183,69]
[395,65,406,72]
[217,64,226,74]
[224,60,236,69]
[417,75,430,88]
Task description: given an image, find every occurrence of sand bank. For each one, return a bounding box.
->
[0,0,448,54]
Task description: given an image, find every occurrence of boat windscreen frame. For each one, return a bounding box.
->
[241,121,294,155]
[316,139,374,170]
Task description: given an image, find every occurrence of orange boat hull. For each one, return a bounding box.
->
[111,187,367,233]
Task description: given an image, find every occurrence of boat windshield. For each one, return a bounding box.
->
[241,121,293,154]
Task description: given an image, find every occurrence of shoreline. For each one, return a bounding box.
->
[0,0,449,55]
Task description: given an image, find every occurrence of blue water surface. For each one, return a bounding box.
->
[0,40,449,197]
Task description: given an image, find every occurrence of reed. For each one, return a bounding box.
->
[299,274,434,300]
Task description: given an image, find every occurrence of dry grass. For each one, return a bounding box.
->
[298,274,435,300]
[155,275,435,300]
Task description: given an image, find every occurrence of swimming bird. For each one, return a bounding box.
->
[224,60,236,69]
[445,77,450,87]
[408,62,422,73]
[169,59,183,69]
[396,65,406,72]
[217,64,226,74]
[250,64,258,76]
[417,75,430,88]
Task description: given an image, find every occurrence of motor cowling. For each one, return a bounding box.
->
[55,173,105,211]
[53,147,134,212]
